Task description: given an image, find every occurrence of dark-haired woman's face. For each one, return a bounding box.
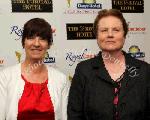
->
[24,36,50,61]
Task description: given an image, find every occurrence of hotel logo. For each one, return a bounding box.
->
[66,23,96,40]
[112,0,144,13]
[11,0,53,12]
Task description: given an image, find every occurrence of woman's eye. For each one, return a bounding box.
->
[101,29,107,32]
[114,29,119,31]
[113,27,122,32]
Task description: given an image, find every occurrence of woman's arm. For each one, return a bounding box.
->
[146,64,150,119]
[67,63,86,120]
[143,64,150,119]
[0,69,7,119]
[61,75,70,120]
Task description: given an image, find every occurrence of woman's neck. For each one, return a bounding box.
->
[102,50,126,81]
[102,50,124,64]
[22,59,45,74]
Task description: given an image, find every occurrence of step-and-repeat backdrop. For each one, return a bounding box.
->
[0,0,149,80]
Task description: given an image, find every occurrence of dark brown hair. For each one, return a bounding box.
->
[93,9,128,37]
[22,18,52,47]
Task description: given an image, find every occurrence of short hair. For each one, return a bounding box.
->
[93,9,128,37]
[22,18,52,47]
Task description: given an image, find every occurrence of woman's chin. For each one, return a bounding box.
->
[30,57,43,61]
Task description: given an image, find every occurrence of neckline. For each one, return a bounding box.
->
[21,74,48,85]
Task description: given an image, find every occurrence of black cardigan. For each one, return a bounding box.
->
[67,51,150,120]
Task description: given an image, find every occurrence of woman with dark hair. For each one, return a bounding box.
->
[67,9,150,120]
[0,18,70,120]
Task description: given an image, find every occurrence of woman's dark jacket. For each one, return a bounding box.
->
[67,51,150,120]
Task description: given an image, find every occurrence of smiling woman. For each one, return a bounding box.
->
[24,36,49,60]
[0,18,70,120]
[21,18,52,83]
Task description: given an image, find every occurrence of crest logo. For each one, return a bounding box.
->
[15,51,22,63]
[67,0,72,7]
[128,45,145,59]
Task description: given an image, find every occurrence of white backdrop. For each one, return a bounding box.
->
[0,0,149,80]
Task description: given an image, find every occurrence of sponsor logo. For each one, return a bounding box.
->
[64,9,99,14]
[10,25,56,41]
[128,45,145,59]
[43,52,55,63]
[77,3,102,9]
[10,25,23,40]
[127,22,146,36]
[129,27,146,32]
[66,23,96,40]
[66,48,97,66]
[77,0,102,9]
[15,51,22,63]
[65,0,102,14]
[112,0,144,13]
[43,52,57,68]
[128,27,146,34]
[11,0,53,12]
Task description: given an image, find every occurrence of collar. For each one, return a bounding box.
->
[91,51,141,84]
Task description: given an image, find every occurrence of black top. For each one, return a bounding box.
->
[67,51,150,120]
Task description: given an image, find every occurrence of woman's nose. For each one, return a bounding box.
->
[108,29,113,37]
[33,38,40,46]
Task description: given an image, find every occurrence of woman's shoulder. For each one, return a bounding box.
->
[47,66,70,89]
[75,56,99,72]
[0,63,20,75]
[47,66,66,77]
[47,66,68,83]
[0,64,21,86]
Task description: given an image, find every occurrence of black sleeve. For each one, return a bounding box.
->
[144,64,150,119]
[67,63,86,120]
